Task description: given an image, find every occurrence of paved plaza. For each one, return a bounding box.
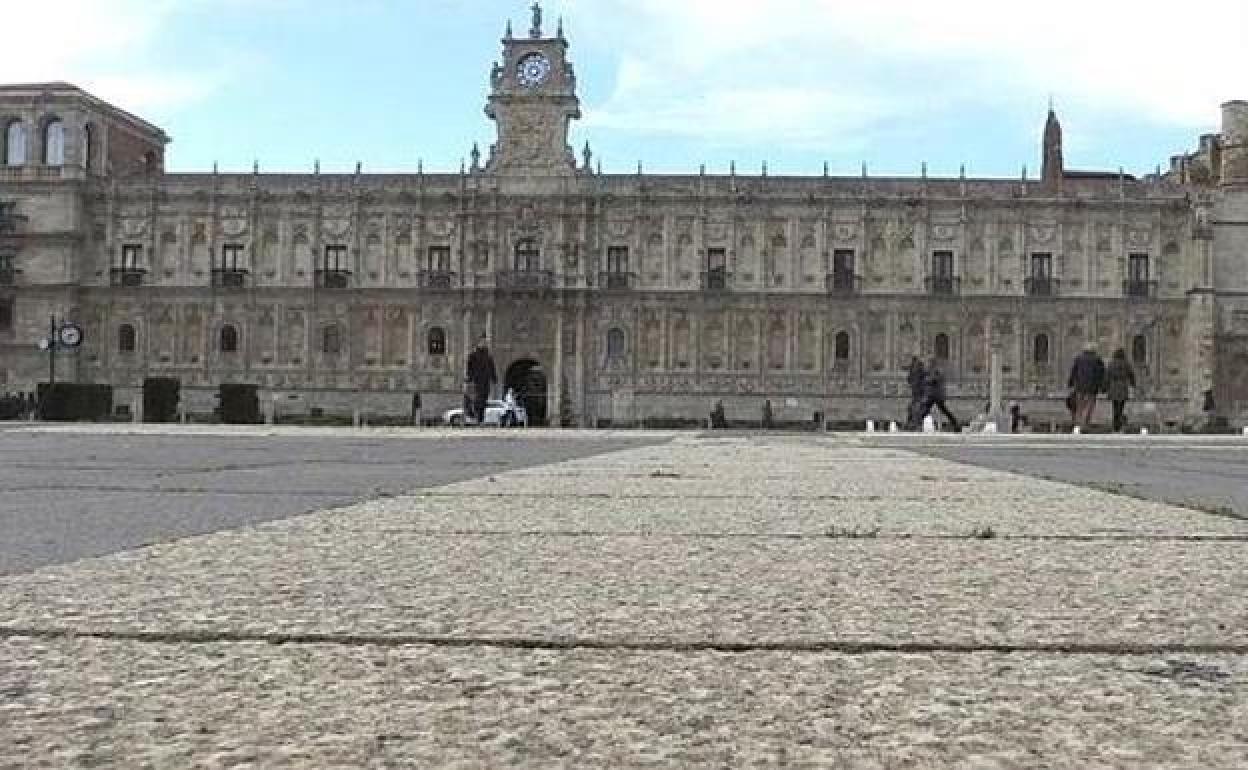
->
[1,426,1247,767]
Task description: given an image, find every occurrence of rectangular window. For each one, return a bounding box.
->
[929,251,956,295]
[324,244,348,271]
[707,248,726,272]
[0,297,12,331]
[220,243,244,271]
[1129,253,1150,281]
[833,249,855,276]
[607,246,629,274]
[0,201,16,234]
[427,246,451,272]
[120,244,142,269]
[1030,253,1052,279]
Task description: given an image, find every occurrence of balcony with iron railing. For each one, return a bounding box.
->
[211,268,249,289]
[926,275,961,296]
[110,267,146,287]
[600,271,638,291]
[497,270,555,290]
[1124,279,1158,299]
[1025,277,1060,297]
[315,268,352,289]
[826,271,861,295]
[700,270,732,291]
[416,270,457,290]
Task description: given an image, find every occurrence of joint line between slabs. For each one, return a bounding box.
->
[341,530,1248,543]
[1,628,1246,657]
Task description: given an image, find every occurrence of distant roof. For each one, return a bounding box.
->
[1065,169,1136,181]
[0,82,168,143]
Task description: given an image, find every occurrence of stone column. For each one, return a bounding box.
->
[989,318,1006,429]
[551,307,564,426]
[576,303,587,427]
[461,307,471,387]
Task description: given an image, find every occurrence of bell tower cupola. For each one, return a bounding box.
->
[484,2,581,175]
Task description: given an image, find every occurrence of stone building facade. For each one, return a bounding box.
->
[2,7,1247,426]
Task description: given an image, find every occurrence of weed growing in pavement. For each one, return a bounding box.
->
[969,525,998,539]
[823,526,882,539]
[649,470,682,478]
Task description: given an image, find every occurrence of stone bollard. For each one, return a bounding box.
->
[983,422,997,434]
[132,396,141,424]
[1243,426,1248,436]
[1073,426,1081,435]
[353,408,361,429]
[922,415,936,434]
[1140,428,1149,436]
[889,421,900,433]
[865,420,875,433]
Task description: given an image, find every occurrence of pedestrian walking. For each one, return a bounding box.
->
[465,336,497,424]
[1067,348,1106,431]
[709,400,726,429]
[919,359,960,432]
[905,356,927,430]
[1105,349,1136,433]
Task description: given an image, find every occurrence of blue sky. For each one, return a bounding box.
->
[5,1,1246,177]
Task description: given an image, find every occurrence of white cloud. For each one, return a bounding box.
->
[566,0,1248,145]
[0,0,227,112]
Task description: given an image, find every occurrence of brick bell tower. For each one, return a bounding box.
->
[484,2,581,176]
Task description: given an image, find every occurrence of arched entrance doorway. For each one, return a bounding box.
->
[505,359,548,426]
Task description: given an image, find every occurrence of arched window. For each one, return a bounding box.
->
[321,324,342,355]
[934,333,950,361]
[834,331,851,361]
[607,327,626,358]
[514,238,540,272]
[219,324,239,353]
[1033,333,1050,366]
[42,119,64,166]
[118,323,136,353]
[82,124,95,172]
[4,120,26,167]
[427,327,447,356]
[1132,334,1148,367]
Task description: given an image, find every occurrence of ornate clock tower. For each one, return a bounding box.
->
[485,3,581,175]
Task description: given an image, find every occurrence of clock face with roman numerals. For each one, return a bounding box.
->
[516,53,552,88]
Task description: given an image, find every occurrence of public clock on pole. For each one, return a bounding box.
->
[57,323,83,349]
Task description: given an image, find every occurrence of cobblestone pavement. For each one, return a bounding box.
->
[2,433,1246,768]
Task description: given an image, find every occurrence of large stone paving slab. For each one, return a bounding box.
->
[384,488,1246,538]
[2,533,1245,646]
[2,637,1245,770]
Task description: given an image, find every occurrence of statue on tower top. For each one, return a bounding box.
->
[530,2,543,38]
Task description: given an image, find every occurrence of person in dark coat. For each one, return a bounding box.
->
[1105,349,1136,433]
[919,359,960,432]
[1068,348,1106,430]
[905,356,927,430]
[465,337,497,423]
